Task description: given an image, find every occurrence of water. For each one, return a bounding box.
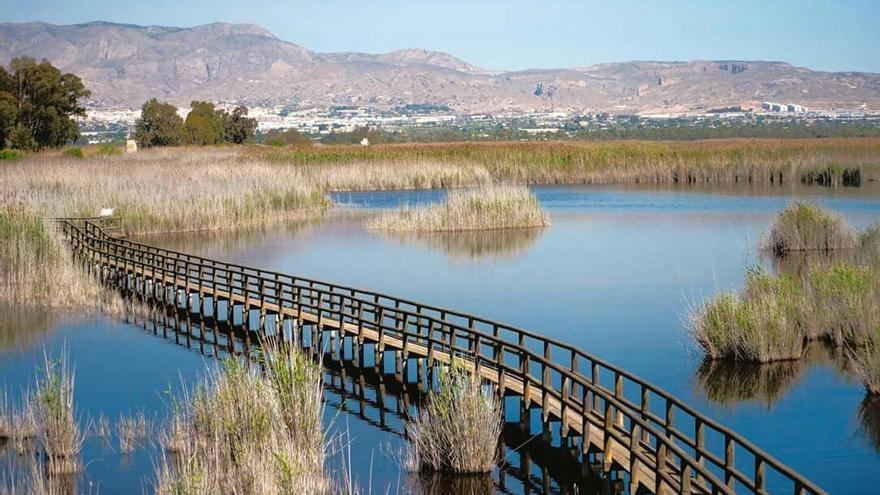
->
[2,183,879,493]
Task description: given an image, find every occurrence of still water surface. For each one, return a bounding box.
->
[2,183,879,493]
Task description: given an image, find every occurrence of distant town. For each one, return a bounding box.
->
[79,102,880,144]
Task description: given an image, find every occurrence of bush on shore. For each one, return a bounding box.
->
[366,185,550,232]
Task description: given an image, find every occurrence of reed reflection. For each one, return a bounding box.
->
[0,304,55,353]
[695,342,851,409]
[381,227,545,262]
[856,395,880,452]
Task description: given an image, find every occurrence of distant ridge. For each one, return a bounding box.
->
[1,21,878,113]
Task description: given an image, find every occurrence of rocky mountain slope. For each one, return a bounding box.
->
[2,21,878,113]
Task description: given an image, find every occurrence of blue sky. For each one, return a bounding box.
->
[2,0,878,73]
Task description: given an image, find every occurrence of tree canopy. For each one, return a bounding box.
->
[0,57,90,150]
[222,106,258,144]
[135,98,184,147]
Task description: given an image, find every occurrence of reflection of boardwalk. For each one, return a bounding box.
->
[121,302,608,494]
[61,219,828,495]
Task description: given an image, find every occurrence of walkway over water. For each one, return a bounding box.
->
[59,218,828,495]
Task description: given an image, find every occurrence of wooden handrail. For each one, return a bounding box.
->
[58,218,828,495]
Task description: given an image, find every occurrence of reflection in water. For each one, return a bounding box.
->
[0,304,55,353]
[134,218,323,260]
[696,359,805,409]
[379,228,546,262]
[696,342,853,409]
[857,395,880,452]
[118,299,610,494]
[408,471,494,495]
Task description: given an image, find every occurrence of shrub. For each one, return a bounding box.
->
[95,143,122,156]
[62,147,84,159]
[405,360,502,474]
[765,202,856,254]
[0,149,23,160]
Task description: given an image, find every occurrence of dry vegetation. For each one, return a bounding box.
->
[764,202,857,254]
[251,138,880,185]
[1,148,329,235]
[366,185,549,232]
[0,206,109,309]
[405,361,502,474]
[154,339,331,494]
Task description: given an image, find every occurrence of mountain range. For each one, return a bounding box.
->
[2,21,879,114]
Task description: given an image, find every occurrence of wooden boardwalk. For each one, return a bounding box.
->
[59,219,828,495]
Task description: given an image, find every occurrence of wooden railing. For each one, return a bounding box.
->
[59,218,827,495]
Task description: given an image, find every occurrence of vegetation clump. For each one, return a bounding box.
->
[366,185,549,232]
[405,360,502,474]
[35,350,83,474]
[764,202,856,254]
[154,340,330,494]
[689,268,807,362]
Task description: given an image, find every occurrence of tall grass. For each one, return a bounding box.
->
[0,206,108,308]
[35,349,83,475]
[250,138,880,185]
[689,269,807,362]
[154,339,330,494]
[764,202,857,254]
[367,186,550,232]
[1,148,329,235]
[405,361,502,474]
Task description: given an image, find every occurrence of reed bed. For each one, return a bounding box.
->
[367,186,549,232]
[0,206,115,310]
[154,339,330,494]
[251,138,880,185]
[0,148,329,235]
[405,361,502,474]
[764,202,857,254]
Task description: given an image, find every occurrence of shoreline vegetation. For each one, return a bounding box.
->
[690,203,880,393]
[366,185,550,232]
[1,137,877,310]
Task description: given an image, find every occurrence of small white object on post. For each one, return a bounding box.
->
[98,208,115,218]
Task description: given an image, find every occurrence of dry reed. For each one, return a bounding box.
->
[405,360,502,474]
[367,185,549,232]
[117,412,149,453]
[34,349,83,475]
[0,206,109,309]
[251,138,880,185]
[0,148,329,235]
[764,202,857,254]
[154,339,331,494]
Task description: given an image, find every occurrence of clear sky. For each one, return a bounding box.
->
[2,0,878,73]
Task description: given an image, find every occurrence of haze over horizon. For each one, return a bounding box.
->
[1,0,879,74]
